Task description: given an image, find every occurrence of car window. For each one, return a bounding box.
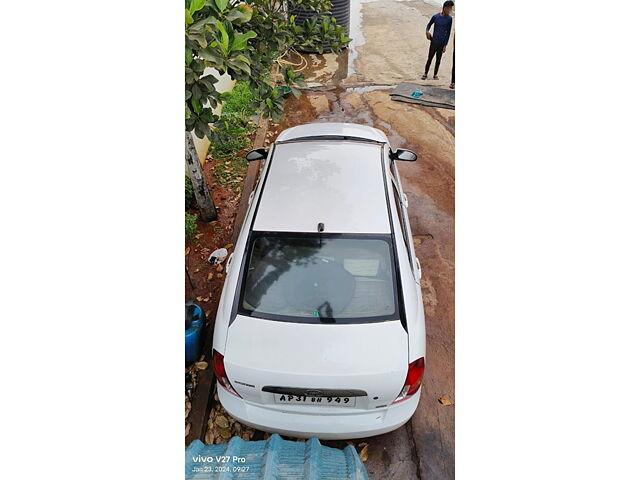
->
[238,233,400,324]
[389,174,413,264]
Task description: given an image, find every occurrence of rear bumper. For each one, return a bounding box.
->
[217,382,421,440]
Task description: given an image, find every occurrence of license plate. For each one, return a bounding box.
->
[274,394,356,407]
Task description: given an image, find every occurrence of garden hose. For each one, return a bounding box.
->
[276,49,308,73]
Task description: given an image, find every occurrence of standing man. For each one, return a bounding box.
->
[422,1,454,81]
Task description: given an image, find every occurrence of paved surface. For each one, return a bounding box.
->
[271,2,456,478]
[298,0,455,89]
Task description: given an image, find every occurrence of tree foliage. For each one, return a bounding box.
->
[185,0,349,140]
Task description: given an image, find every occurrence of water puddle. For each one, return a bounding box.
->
[298,88,407,148]
[347,0,368,78]
[374,119,406,147]
[345,85,395,94]
[290,50,348,87]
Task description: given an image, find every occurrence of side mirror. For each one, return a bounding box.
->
[245,148,268,162]
[391,149,418,162]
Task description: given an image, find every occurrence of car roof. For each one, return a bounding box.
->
[252,140,391,234]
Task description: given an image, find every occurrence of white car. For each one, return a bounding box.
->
[212,122,426,440]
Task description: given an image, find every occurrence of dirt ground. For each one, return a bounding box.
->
[185,146,253,446]
[185,157,246,307]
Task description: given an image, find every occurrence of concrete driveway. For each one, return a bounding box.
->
[268,2,455,477]
[298,0,455,89]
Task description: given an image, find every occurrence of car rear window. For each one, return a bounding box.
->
[237,233,400,324]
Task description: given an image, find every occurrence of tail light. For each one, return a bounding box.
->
[213,350,240,397]
[393,357,425,404]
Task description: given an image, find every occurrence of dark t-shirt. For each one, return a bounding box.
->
[426,13,453,47]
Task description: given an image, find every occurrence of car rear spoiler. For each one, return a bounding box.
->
[275,135,385,145]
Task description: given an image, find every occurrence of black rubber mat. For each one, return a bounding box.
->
[390,82,455,110]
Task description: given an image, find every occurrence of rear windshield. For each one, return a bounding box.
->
[238,233,400,324]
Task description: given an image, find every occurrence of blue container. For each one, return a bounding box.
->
[185,303,205,365]
[186,434,368,479]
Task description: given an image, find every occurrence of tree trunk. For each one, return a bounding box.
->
[185,132,217,222]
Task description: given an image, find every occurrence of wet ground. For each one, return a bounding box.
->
[299,0,455,89]
[267,2,456,478]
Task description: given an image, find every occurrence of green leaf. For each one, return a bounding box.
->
[194,121,209,139]
[191,96,202,114]
[285,67,294,81]
[185,68,198,84]
[230,30,257,51]
[198,74,219,91]
[227,57,251,74]
[189,16,220,31]
[207,96,219,110]
[271,110,283,123]
[226,5,253,24]
[216,21,230,54]
[214,0,229,13]
[185,9,193,26]
[200,47,224,65]
[186,31,207,48]
[202,109,220,124]
[192,84,202,101]
[189,0,206,15]
[232,54,250,64]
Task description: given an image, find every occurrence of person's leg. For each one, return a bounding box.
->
[433,46,444,78]
[422,43,438,79]
[450,49,455,88]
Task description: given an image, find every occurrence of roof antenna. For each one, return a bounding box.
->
[317,222,324,232]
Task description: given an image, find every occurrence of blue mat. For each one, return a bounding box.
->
[186,434,368,479]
